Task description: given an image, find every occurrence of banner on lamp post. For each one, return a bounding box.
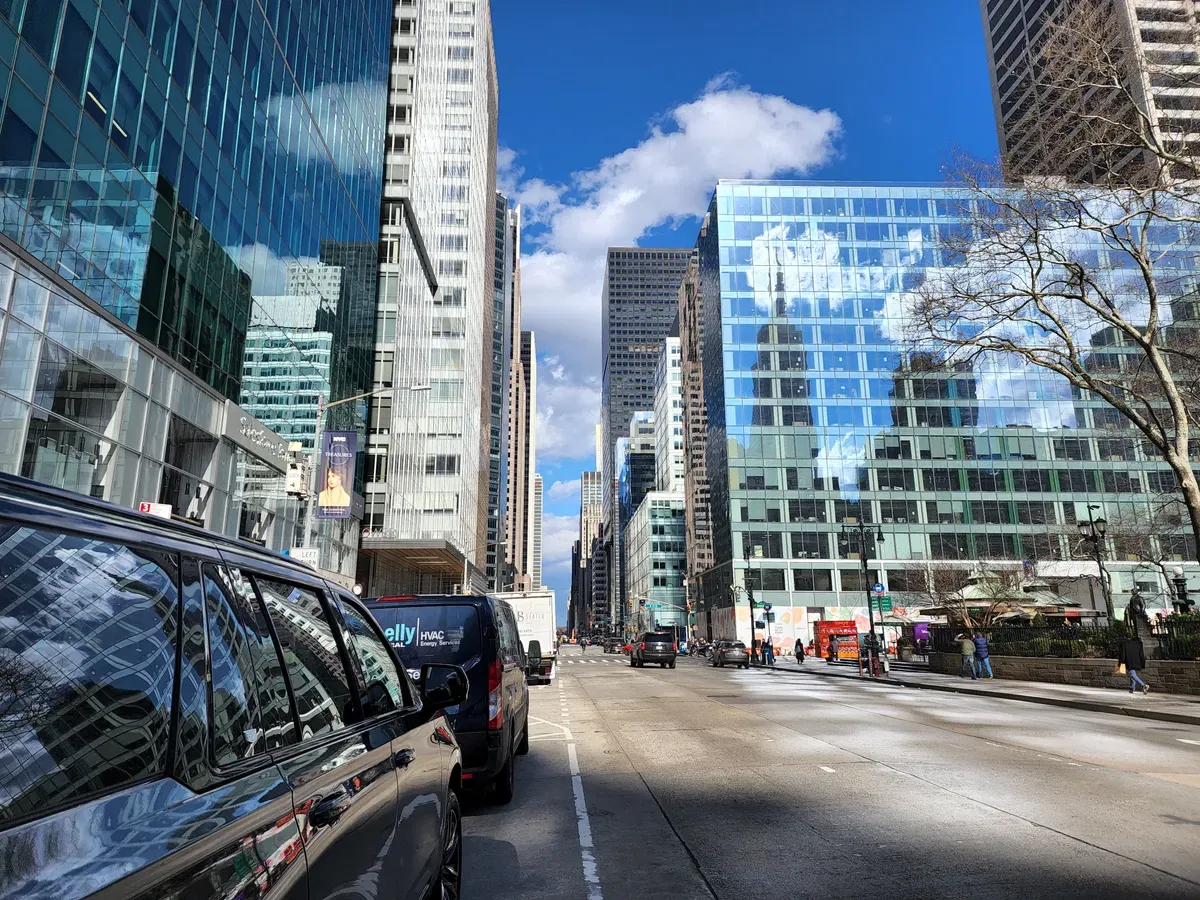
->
[315,431,356,519]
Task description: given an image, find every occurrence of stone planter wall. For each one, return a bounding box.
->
[928,652,1200,696]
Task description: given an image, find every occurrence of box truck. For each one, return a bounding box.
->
[493,590,556,683]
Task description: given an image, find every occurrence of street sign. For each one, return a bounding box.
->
[764,603,772,612]
[880,597,894,613]
[138,502,172,519]
[872,583,886,596]
[765,612,776,623]
[290,548,321,569]
[645,602,663,610]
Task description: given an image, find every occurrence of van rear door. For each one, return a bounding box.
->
[366,601,487,731]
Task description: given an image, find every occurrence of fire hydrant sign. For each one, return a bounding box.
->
[138,502,172,519]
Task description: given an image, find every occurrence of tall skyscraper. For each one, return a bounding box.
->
[487,192,516,590]
[506,329,537,588]
[531,473,544,589]
[614,415,657,628]
[360,0,499,595]
[0,0,389,576]
[678,252,714,629]
[654,330,684,492]
[571,470,604,631]
[696,179,1193,644]
[600,247,691,536]
[980,0,1200,181]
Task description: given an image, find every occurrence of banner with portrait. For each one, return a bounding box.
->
[316,431,356,519]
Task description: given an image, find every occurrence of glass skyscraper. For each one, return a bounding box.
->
[697,180,1196,644]
[0,0,390,576]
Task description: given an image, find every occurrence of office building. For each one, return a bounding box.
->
[981,0,1200,181]
[0,0,390,579]
[359,0,499,595]
[626,492,688,634]
[696,180,1193,644]
[531,473,543,589]
[615,415,657,628]
[486,192,516,590]
[506,328,537,589]
[678,253,715,629]
[600,247,691,535]
[570,469,604,633]
[654,330,684,492]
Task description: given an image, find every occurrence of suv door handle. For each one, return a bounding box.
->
[393,748,415,769]
[309,790,350,828]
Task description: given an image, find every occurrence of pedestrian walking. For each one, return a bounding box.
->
[972,633,993,678]
[763,638,775,667]
[795,638,806,665]
[1117,636,1150,694]
[581,638,588,654]
[958,633,977,679]
[828,636,840,664]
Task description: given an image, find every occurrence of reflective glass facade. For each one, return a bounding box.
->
[0,0,390,576]
[626,492,687,632]
[699,180,1196,641]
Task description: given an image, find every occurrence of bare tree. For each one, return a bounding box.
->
[906,3,1200,559]
[0,652,58,739]
[899,565,1023,631]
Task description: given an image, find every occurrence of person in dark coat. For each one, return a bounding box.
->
[795,638,806,665]
[972,633,993,678]
[1118,637,1150,694]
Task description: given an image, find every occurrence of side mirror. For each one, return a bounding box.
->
[420,664,468,711]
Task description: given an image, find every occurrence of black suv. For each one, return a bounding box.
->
[364,595,530,804]
[0,473,467,900]
[631,631,678,668]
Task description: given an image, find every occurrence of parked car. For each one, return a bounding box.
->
[0,472,467,900]
[630,631,677,668]
[712,640,751,668]
[364,593,530,804]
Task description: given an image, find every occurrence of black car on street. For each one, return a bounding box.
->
[630,631,677,668]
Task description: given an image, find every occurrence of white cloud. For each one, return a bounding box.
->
[268,79,386,172]
[509,77,841,465]
[548,478,581,502]
[535,361,603,463]
[541,512,579,573]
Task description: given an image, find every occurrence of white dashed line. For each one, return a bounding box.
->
[1178,739,1200,746]
[819,766,837,773]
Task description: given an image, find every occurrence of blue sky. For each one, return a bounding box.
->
[492,0,1000,620]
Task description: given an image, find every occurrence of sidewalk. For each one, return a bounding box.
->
[749,655,1200,726]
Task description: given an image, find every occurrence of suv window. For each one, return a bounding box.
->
[203,565,296,763]
[0,523,179,827]
[646,633,673,642]
[334,595,409,718]
[255,577,355,739]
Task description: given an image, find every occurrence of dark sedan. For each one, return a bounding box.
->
[630,631,677,668]
[712,640,751,668]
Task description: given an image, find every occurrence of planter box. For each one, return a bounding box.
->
[928,652,1200,696]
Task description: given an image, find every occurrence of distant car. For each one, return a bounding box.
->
[712,640,751,668]
[630,631,677,669]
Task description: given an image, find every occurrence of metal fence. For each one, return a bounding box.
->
[931,619,1200,661]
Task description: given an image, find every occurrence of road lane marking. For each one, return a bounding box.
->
[1178,739,1200,746]
[566,716,603,899]
[819,766,836,773]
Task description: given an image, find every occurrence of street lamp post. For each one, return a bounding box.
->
[841,519,884,671]
[304,383,430,555]
[1171,566,1193,614]
[1076,504,1113,623]
[730,583,756,655]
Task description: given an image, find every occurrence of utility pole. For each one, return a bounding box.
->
[841,519,884,673]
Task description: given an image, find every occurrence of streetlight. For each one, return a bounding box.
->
[841,519,885,670]
[1171,566,1193,614]
[729,583,756,654]
[304,383,431,554]
[1076,504,1113,622]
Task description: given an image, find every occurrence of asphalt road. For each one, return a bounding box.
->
[462,645,1200,900]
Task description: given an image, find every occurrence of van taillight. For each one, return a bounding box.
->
[487,658,503,731]
[640,642,646,651]
[673,643,678,652]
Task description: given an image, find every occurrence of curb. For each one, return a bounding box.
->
[746,662,1200,727]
